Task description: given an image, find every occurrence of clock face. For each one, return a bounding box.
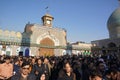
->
[46,20,51,24]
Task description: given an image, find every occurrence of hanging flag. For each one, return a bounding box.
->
[45,6,48,9]
[45,6,49,13]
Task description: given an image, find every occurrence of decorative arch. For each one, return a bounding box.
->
[36,32,60,56]
[108,42,116,48]
[4,30,10,37]
[36,32,59,46]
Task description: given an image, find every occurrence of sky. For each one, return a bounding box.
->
[0,0,119,43]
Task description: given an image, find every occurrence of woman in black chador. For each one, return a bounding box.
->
[57,61,76,80]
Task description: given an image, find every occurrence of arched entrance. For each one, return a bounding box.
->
[19,51,23,56]
[108,42,116,48]
[17,47,24,56]
[6,46,11,56]
[25,48,29,57]
[39,37,54,56]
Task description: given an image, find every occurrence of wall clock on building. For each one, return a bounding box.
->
[46,20,51,24]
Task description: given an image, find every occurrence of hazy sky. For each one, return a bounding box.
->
[0,0,119,43]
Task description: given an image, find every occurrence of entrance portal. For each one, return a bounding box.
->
[25,48,29,57]
[39,38,54,56]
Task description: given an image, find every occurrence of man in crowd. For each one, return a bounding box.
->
[0,56,13,80]
[89,70,102,80]
[11,61,36,80]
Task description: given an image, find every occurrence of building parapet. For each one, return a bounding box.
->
[0,40,91,50]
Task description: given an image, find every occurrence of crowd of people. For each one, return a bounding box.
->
[0,52,120,80]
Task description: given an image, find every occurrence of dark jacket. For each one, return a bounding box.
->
[13,64,20,74]
[34,64,44,74]
[33,64,44,80]
[11,73,36,80]
[57,69,76,80]
[42,64,50,80]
